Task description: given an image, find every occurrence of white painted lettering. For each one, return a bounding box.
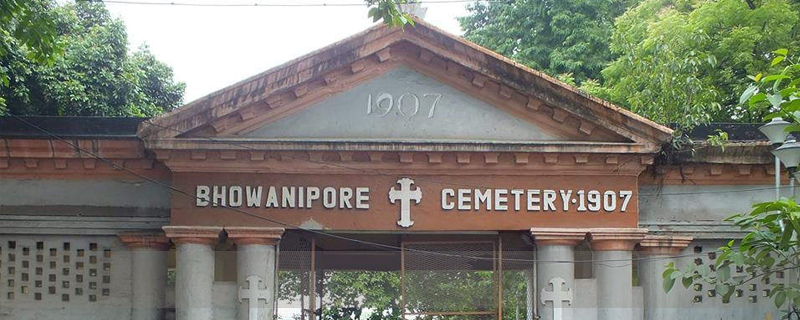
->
[229,186,243,207]
[511,189,523,211]
[245,186,262,208]
[212,186,226,207]
[494,189,508,211]
[543,190,556,211]
[196,186,210,207]
[475,189,492,211]
[442,189,455,210]
[323,187,336,209]
[527,189,541,211]
[457,189,471,210]
[559,190,572,211]
[265,186,279,208]
[282,187,295,208]
[356,187,370,209]
[298,187,305,208]
[340,188,353,208]
[306,187,320,208]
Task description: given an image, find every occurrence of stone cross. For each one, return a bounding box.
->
[239,275,270,320]
[389,177,422,228]
[540,277,573,320]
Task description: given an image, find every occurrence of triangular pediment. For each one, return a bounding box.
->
[244,66,571,142]
[138,18,672,152]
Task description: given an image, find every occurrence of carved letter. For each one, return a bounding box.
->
[442,189,455,210]
[197,186,210,207]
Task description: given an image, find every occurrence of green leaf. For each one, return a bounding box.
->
[775,290,786,308]
[768,93,783,107]
[774,49,788,56]
[717,264,730,282]
[682,276,694,289]
[763,74,791,82]
[663,277,676,293]
[772,56,785,67]
[740,85,758,104]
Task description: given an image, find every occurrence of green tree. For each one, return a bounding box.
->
[458,0,629,85]
[664,49,800,318]
[0,0,61,108]
[599,0,800,131]
[1,1,185,116]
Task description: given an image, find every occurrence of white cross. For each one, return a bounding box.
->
[540,277,573,320]
[389,177,422,228]
[239,275,270,320]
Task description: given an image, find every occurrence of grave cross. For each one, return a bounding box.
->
[540,277,573,320]
[238,275,270,320]
[389,178,422,228]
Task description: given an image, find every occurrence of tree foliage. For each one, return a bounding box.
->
[0,1,185,116]
[458,0,628,85]
[664,49,800,318]
[599,0,800,131]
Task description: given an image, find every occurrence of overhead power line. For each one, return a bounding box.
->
[102,0,500,7]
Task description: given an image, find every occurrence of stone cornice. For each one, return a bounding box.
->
[588,228,648,251]
[163,226,223,246]
[225,227,285,246]
[637,235,694,256]
[118,231,171,250]
[530,228,589,246]
[152,149,651,176]
[0,137,167,179]
[640,163,787,186]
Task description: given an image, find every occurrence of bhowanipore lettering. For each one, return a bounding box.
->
[196,185,370,209]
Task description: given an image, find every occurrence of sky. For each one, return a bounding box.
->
[104,0,471,103]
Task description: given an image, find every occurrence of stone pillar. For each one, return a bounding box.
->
[637,235,693,320]
[163,226,223,320]
[119,232,171,320]
[226,227,285,320]
[530,228,588,320]
[588,228,648,320]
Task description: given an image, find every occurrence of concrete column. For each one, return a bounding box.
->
[637,235,693,320]
[119,232,171,320]
[531,228,588,320]
[226,227,285,320]
[164,226,223,320]
[588,228,648,320]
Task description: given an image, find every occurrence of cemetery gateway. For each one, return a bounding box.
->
[0,17,789,320]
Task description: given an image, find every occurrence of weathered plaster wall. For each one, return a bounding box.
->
[0,178,170,235]
[0,235,132,320]
[639,185,781,238]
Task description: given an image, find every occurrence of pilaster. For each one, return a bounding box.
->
[119,232,170,320]
[588,228,647,320]
[530,228,588,320]
[227,227,285,320]
[637,235,693,320]
[163,226,222,320]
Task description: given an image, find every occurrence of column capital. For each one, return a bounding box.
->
[530,228,589,246]
[637,235,693,256]
[588,228,648,251]
[226,227,285,245]
[118,231,171,250]
[163,226,223,246]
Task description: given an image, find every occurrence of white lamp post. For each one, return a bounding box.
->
[760,117,792,200]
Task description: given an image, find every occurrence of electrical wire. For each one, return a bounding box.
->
[102,0,503,7]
